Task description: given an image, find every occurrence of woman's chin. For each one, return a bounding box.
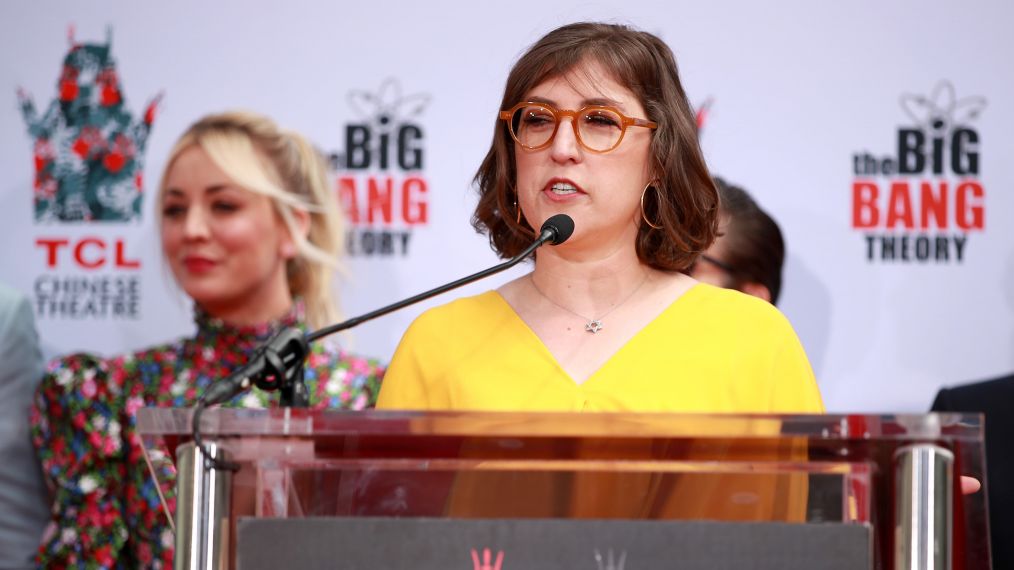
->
[181,288,231,312]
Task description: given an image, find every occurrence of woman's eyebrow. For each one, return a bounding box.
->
[164,184,236,199]
[582,96,623,108]
[526,95,626,110]
[205,184,231,195]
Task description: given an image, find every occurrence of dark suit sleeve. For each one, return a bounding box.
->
[930,387,954,412]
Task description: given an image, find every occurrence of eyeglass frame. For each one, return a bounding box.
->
[696,254,739,275]
[499,101,658,154]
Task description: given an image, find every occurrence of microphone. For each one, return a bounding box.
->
[195,214,574,408]
[197,327,307,407]
[542,212,574,245]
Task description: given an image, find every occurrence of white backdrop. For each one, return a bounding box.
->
[1,0,1011,412]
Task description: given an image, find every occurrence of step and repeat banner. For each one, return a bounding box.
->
[1,0,1011,412]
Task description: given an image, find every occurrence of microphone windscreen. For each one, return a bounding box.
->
[541,214,575,245]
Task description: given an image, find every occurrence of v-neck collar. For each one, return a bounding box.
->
[489,283,703,387]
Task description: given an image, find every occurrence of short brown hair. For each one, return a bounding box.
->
[472,22,718,270]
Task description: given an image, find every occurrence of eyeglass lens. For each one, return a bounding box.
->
[510,104,625,152]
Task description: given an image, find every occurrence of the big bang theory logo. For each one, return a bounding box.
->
[330,79,429,257]
[851,81,987,263]
[18,27,159,319]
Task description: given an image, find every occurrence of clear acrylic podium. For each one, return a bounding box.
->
[137,409,991,569]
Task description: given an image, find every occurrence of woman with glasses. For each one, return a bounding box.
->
[377,22,822,413]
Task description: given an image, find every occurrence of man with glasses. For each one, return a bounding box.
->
[690,177,786,305]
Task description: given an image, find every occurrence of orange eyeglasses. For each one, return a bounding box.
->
[500,102,657,153]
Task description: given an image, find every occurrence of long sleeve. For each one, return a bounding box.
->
[30,354,134,569]
[26,302,385,568]
[0,288,49,568]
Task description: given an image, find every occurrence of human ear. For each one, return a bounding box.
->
[740,281,772,304]
[280,207,311,260]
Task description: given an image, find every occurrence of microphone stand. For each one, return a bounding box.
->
[191,216,572,470]
[307,225,557,343]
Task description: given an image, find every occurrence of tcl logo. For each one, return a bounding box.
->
[36,237,141,269]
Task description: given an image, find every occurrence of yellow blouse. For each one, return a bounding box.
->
[377,283,824,413]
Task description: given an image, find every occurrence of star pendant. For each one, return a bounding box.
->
[585,320,603,333]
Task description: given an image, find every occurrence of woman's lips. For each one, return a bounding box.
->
[182,256,218,273]
[542,178,585,202]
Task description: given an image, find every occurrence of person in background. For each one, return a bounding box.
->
[0,283,49,569]
[377,23,821,414]
[932,373,1014,570]
[689,177,784,305]
[30,111,385,567]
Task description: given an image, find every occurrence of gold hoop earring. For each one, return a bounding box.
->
[514,198,522,224]
[640,181,663,230]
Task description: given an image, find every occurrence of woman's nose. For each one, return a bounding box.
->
[183,207,211,240]
[549,118,583,163]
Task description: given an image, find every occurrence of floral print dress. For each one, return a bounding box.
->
[30,305,384,569]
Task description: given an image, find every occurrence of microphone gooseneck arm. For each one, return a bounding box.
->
[306,215,571,343]
[192,214,575,471]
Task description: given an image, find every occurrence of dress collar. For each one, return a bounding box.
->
[192,300,306,346]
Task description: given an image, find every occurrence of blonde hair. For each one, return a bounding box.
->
[158,111,343,328]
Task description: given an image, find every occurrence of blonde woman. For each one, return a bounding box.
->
[30,111,384,567]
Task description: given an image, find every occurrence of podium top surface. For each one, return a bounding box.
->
[136,407,982,442]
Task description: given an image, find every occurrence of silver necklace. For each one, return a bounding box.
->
[529,273,649,334]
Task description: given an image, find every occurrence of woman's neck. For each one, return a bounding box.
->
[530,245,654,313]
[194,263,297,327]
[199,285,295,328]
